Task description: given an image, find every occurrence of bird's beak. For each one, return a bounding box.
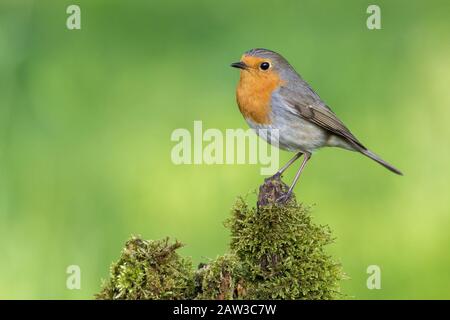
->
[230,61,248,70]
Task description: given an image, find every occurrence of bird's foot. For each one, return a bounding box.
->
[276,192,293,205]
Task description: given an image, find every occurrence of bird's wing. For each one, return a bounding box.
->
[279,86,366,150]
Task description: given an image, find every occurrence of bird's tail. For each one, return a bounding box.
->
[359,148,403,175]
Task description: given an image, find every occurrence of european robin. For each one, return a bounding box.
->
[231,48,402,201]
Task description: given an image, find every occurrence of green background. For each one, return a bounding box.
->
[1,0,449,299]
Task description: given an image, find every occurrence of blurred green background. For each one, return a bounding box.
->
[1,0,449,299]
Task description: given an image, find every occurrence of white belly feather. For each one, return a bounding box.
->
[246,113,329,153]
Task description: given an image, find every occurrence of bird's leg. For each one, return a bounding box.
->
[270,152,303,179]
[277,153,311,203]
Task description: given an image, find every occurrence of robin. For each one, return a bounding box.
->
[231,48,402,202]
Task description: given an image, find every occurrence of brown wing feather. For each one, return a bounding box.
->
[281,87,366,150]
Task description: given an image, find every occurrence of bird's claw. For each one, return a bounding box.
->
[276,192,292,204]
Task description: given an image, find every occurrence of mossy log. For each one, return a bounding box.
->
[96,176,344,300]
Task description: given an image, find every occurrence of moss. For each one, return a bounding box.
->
[96,176,345,300]
[96,237,195,299]
[227,199,342,299]
[195,254,246,300]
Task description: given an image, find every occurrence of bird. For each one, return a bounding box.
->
[231,48,402,202]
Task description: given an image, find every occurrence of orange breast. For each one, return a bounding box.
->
[236,70,283,125]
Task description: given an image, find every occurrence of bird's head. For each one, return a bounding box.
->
[231,49,297,124]
[230,48,296,84]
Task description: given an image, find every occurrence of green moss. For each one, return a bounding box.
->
[96,176,345,300]
[96,237,195,299]
[227,197,343,299]
[195,254,246,300]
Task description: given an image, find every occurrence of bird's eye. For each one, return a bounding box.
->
[259,62,270,70]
